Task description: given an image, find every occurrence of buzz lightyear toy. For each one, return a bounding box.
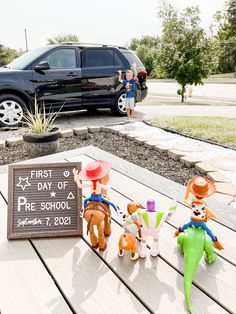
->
[126,194,177,258]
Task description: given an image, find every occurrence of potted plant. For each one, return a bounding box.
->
[23,97,61,158]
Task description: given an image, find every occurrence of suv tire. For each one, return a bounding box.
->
[111,91,127,116]
[0,94,25,127]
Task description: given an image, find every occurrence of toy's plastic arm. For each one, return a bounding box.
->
[117,70,123,83]
[184,199,192,208]
[132,63,138,80]
[73,168,92,188]
[76,181,92,189]
[123,212,137,229]
[98,183,111,191]
[206,207,217,219]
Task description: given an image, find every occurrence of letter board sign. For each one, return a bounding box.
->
[7,162,82,239]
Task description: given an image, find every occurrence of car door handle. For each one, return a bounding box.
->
[67,72,78,77]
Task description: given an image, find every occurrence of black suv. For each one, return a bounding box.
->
[0,43,148,127]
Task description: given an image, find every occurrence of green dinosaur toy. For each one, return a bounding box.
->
[177,226,217,313]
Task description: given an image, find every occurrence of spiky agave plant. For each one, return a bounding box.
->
[24,96,62,134]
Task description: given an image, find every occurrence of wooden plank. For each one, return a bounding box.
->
[67,155,229,314]
[0,175,72,314]
[68,155,236,265]
[1,165,150,314]
[32,237,150,314]
[82,209,227,314]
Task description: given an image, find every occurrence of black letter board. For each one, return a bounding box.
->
[7,162,82,239]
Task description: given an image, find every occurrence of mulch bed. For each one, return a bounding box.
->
[0,131,201,185]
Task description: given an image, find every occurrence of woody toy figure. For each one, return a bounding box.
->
[174,176,224,250]
[73,160,125,219]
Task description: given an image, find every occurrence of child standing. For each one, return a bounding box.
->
[118,63,138,121]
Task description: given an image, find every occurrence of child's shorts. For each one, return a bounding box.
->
[125,97,135,109]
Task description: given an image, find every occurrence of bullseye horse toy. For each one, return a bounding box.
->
[74,160,124,251]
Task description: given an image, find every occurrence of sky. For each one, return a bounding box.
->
[0,0,225,51]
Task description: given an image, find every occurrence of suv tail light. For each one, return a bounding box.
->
[140,69,148,77]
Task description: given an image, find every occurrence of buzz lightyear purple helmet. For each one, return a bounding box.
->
[146,198,155,212]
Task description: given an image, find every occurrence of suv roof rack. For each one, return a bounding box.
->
[61,42,128,50]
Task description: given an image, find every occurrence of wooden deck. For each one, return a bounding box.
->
[0,147,235,314]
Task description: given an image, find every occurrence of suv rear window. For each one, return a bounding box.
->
[121,51,144,68]
[84,49,123,67]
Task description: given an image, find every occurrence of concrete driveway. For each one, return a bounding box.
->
[1,104,236,141]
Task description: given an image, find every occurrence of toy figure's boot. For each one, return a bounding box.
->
[131,245,139,261]
[131,252,139,261]
[213,237,224,250]
[139,239,147,258]
[150,238,160,258]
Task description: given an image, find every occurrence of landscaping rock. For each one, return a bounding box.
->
[101,126,113,132]
[180,156,202,168]
[6,136,23,147]
[195,162,217,174]
[210,192,234,205]
[215,182,236,196]
[0,140,5,148]
[154,145,170,153]
[133,137,148,144]
[88,126,101,133]
[118,130,128,137]
[144,141,159,149]
[168,150,187,161]
[60,129,74,138]
[73,127,88,136]
[207,171,231,183]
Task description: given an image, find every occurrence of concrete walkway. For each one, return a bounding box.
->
[111,122,236,208]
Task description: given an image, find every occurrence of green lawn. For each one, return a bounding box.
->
[148,116,236,148]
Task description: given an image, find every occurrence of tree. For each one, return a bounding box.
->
[214,0,236,73]
[128,35,160,75]
[47,33,79,45]
[129,35,160,51]
[136,45,158,76]
[0,44,23,67]
[156,2,215,102]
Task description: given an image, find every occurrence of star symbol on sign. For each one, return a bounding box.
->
[16,177,31,191]
[50,191,56,198]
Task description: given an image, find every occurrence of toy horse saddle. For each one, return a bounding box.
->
[84,201,110,217]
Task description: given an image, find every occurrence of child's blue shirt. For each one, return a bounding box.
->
[123,79,136,98]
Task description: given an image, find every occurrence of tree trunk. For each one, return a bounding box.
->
[181,84,186,102]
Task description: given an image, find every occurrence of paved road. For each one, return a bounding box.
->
[148,81,236,101]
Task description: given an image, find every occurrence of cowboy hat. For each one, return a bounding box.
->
[185,176,216,199]
[79,160,111,181]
